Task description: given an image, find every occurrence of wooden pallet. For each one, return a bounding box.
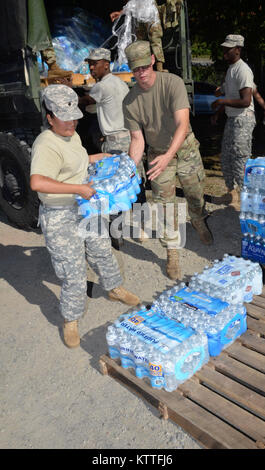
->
[99,287,265,449]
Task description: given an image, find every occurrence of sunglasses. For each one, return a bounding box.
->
[133,64,152,73]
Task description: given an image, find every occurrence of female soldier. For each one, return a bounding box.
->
[30,85,140,348]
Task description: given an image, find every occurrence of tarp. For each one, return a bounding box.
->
[27,0,52,52]
[0,0,52,55]
[0,0,27,54]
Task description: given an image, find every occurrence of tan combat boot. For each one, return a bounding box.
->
[156,61,168,72]
[48,62,73,79]
[63,320,80,348]
[191,218,213,245]
[166,249,181,280]
[108,286,140,306]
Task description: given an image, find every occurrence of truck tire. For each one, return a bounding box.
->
[0,132,39,229]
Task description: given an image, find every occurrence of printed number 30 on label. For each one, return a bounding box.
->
[149,363,163,376]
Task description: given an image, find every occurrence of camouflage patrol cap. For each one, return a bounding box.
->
[125,41,152,70]
[221,34,244,48]
[42,85,83,121]
[86,48,111,61]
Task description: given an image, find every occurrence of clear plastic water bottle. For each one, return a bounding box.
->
[239,212,247,234]
[240,185,251,212]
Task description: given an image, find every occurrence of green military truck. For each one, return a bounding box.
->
[0,0,193,230]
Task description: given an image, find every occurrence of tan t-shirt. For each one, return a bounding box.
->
[31,129,88,206]
[123,72,191,153]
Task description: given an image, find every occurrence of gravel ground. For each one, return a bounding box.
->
[0,157,246,450]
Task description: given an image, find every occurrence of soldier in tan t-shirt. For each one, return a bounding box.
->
[123,41,213,281]
[30,85,140,348]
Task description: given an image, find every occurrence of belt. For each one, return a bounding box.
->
[105,130,130,140]
[40,203,76,210]
[148,132,196,155]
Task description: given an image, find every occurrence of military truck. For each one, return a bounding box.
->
[0,0,193,230]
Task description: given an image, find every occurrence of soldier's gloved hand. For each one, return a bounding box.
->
[78,183,96,200]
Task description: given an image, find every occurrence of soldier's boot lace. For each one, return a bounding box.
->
[166,249,181,281]
[108,286,140,306]
[191,217,213,245]
[63,320,80,348]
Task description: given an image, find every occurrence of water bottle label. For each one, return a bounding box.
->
[169,287,229,316]
[149,363,163,377]
[244,158,265,185]
[241,239,265,264]
[128,315,145,326]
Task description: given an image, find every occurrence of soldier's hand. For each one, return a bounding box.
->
[89,153,112,163]
[110,10,122,22]
[78,183,96,200]
[211,99,221,110]
[146,154,171,181]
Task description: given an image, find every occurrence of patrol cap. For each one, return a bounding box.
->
[85,48,111,62]
[42,84,83,121]
[221,34,244,48]
[125,40,152,70]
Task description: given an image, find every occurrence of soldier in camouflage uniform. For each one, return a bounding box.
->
[26,0,72,82]
[110,0,166,71]
[123,41,212,281]
[80,48,131,154]
[211,35,256,210]
[30,85,140,349]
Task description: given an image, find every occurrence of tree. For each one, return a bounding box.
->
[188,0,265,85]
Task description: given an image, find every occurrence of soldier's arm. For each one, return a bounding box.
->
[212,87,252,110]
[128,130,146,166]
[30,175,96,200]
[78,94,96,106]
[253,88,265,111]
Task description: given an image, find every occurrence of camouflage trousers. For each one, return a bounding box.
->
[221,113,256,190]
[39,204,122,322]
[101,130,131,154]
[134,21,165,64]
[147,132,207,248]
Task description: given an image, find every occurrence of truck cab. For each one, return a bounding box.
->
[0,0,193,229]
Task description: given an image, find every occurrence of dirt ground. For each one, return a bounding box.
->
[0,122,264,450]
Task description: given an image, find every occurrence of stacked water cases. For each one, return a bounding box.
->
[76,153,142,218]
[189,254,263,304]
[240,157,265,264]
[152,284,247,357]
[106,307,209,392]
[106,255,262,392]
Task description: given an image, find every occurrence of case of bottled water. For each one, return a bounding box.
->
[106,306,209,392]
[152,283,247,357]
[188,254,263,304]
[76,153,141,218]
[240,157,265,264]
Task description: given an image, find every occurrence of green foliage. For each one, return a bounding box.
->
[191,41,211,58]
[188,0,265,84]
[192,64,225,86]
